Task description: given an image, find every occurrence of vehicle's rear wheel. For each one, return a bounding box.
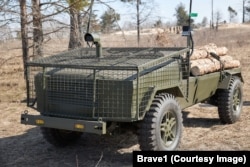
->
[138,94,183,151]
[40,127,82,147]
[217,76,243,124]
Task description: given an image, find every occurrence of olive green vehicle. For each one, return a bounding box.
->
[21,2,244,151]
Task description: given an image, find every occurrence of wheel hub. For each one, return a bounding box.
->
[233,88,241,112]
[161,111,176,146]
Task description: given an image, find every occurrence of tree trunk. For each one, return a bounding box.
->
[136,0,140,47]
[68,8,80,49]
[191,45,228,60]
[32,0,43,59]
[78,12,84,47]
[191,56,240,76]
[191,49,208,60]
[211,0,214,29]
[19,0,29,78]
[243,0,246,23]
[224,60,241,69]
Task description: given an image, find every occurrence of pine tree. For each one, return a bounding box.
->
[174,3,193,26]
[100,9,120,33]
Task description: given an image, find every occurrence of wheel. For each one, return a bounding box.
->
[217,76,243,124]
[138,94,183,151]
[40,127,82,147]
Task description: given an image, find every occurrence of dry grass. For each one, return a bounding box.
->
[0,24,250,166]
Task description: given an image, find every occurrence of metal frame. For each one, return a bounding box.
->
[25,47,190,122]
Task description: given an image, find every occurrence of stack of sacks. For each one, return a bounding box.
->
[190,43,240,76]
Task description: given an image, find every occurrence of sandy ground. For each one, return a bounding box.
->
[0,25,250,166]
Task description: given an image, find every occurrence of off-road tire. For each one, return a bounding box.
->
[217,76,243,124]
[138,94,183,151]
[40,127,82,147]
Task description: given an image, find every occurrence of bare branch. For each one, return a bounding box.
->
[95,152,103,167]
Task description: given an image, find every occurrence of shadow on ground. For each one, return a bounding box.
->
[0,127,136,167]
[243,101,250,106]
[182,110,221,128]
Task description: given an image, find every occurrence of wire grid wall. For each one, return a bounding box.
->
[137,52,189,117]
[179,51,189,98]
[31,67,137,120]
[26,47,189,121]
[27,66,43,106]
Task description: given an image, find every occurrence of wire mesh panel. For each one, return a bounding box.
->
[137,56,182,117]
[36,68,95,118]
[27,66,43,106]
[95,79,135,119]
[26,47,189,121]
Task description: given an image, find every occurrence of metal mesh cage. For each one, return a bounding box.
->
[26,47,189,121]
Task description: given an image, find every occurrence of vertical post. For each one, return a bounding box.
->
[186,0,193,99]
[96,43,103,59]
[211,0,214,29]
[42,67,46,112]
[187,0,193,49]
[92,69,97,118]
[136,69,140,119]
[26,66,30,106]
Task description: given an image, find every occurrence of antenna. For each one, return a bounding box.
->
[189,0,193,27]
[188,0,194,54]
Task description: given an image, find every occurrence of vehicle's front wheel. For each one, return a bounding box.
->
[40,127,82,147]
[217,76,243,124]
[138,94,183,151]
